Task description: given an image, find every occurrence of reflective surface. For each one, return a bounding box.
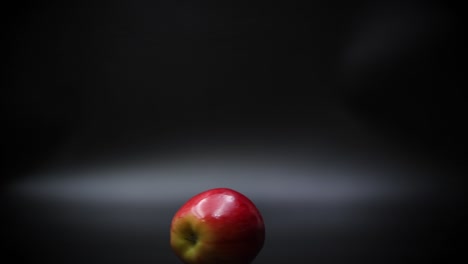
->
[4,152,464,263]
[192,193,237,220]
[171,188,265,264]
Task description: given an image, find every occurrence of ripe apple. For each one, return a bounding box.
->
[170,188,265,264]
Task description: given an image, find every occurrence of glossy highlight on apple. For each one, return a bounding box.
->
[170,188,265,264]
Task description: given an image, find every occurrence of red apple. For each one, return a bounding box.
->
[170,188,265,264]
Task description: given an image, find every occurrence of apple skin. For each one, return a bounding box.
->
[170,188,265,264]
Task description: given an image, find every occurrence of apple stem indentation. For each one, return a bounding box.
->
[186,230,198,245]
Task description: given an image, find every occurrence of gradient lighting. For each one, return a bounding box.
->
[8,153,430,233]
[5,147,446,264]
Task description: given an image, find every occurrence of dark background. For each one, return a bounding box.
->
[2,0,464,263]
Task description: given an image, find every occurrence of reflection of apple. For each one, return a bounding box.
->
[170,188,265,264]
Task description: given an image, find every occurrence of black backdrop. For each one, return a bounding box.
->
[2,1,463,263]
